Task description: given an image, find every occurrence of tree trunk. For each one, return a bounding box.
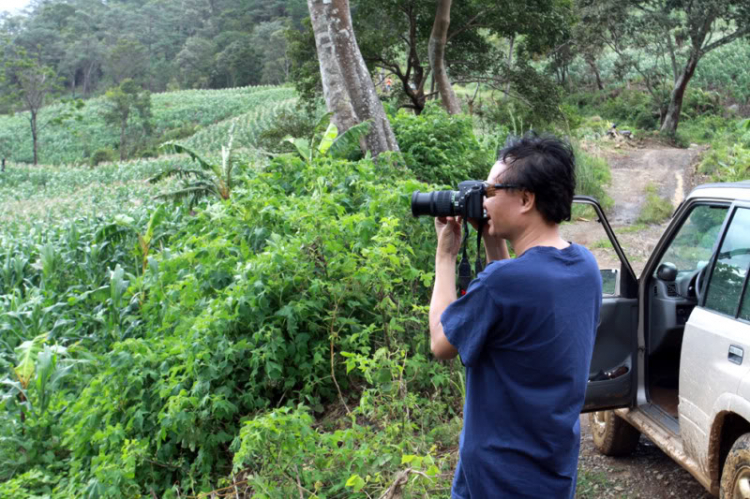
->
[428,0,460,115]
[503,35,514,100]
[586,55,603,91]
[660,52,700,135]
[308,0,360,133]
[120,117,127,161]
[30,111,38,165]
[307,0,399,155]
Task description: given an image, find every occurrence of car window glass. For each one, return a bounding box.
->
[657,204,728,279]
[559,206,622,296]
[740,281,750,322]
[705,208,750,317]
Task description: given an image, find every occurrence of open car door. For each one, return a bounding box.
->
[563,196,639,412]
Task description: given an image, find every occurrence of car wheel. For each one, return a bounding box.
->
[589,410,640,456]
[720,433,750,499]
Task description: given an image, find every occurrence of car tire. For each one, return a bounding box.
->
[720,433,750,499]
[589,410,641,456]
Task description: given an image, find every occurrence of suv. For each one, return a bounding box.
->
[574,181,750,498]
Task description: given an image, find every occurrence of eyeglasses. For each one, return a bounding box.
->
[484,183,522,198]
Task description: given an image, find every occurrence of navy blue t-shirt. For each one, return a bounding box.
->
[442,243,601,498]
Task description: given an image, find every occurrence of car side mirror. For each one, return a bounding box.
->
[657,262,678,282]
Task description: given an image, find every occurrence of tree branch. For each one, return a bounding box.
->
[446,10,485,42]
[702,27,750,54]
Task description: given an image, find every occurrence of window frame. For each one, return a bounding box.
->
[701,202,750,321]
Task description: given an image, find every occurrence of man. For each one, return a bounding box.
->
[429,133,601,498]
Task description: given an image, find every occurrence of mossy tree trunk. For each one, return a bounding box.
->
[307,0,399,156]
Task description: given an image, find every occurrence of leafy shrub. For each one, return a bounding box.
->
[30,153,461,497]
[682,88,722,119]
[391,102,495,186]
[600,88,659,130]
[700,143,750,181]
[256,107,320,154]
[678,114,732,143]
[574,146,614,212]
[90,148,115,166]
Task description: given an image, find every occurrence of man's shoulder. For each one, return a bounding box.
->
[481,244,599,281]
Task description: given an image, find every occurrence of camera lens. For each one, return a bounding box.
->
[411,190,456,217]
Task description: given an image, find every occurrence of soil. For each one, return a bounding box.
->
[563,140,708,276]
[575,139,713,499]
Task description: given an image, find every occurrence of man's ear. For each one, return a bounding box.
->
[519,190,535,214]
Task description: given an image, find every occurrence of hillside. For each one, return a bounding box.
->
[0,85,297,165]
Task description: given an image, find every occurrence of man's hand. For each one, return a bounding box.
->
[435,216,461,260]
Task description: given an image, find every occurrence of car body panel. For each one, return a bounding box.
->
[587,181,750,497]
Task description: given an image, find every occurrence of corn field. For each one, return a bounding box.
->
[0,85,297,165]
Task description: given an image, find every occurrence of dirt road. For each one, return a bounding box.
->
[576,141,712,499]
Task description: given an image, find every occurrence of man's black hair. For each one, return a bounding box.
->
[497,132,576,224]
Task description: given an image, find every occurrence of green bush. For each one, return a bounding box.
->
[90,148,115,166]
[1,153,461,498]
[390,102,496,186]
[256,107,320,154]
[682,88,722,119]
[575,146,614,212]
[600,88,659,130]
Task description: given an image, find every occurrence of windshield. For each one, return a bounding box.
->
[657,204,728,275]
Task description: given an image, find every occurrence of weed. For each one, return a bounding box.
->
[576,468,617,498]
[637,184,673,224]
[592,238,614,249]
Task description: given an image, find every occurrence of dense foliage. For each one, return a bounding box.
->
[0,0,307,99]
[1,0,749,491]
[0,147,462,497]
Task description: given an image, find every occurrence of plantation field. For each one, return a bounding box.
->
[0,158,184,224]
[0,85,297,165]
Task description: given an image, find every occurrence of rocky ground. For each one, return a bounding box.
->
[575,139,713,499]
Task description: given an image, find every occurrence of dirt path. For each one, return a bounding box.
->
[563,142,707,276]
[576,141,712,498]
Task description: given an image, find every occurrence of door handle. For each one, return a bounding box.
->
[729,345,744,365]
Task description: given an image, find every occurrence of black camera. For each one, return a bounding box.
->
[411,180,487,220]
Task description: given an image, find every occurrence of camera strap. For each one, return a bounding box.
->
[458,218,486,296]
[475,219,485,276]
[458,218,472,295]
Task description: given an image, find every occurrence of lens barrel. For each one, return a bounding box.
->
[411,190,456,217]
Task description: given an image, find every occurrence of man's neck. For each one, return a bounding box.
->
[509,223,568,257]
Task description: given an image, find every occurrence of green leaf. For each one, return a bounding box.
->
[317,122,338,156]
[143,205,166,246]
[345,474,366,492]
[14,333,47,389]
[160,142,213,171]
[283,136,312,162]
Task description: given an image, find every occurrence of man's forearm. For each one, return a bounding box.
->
[429,255,457,347]
[430,255,457,324]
